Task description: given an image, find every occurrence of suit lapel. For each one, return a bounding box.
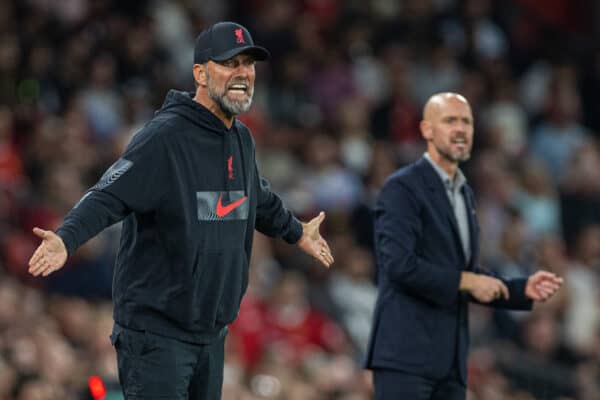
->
[462,185,479,269]
[416,159,464,259]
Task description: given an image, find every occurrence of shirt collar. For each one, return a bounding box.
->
[423,152,466,191]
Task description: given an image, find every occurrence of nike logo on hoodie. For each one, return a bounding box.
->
[216,195,247,217]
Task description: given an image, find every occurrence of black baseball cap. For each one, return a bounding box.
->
[194,22,270,64]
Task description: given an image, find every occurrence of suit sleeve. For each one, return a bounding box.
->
[470,265,533,310]
[375,178,461,306]
[254,162,302,243]
[56,126,170,255]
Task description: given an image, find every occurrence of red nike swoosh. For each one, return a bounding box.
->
[216,195,248,217]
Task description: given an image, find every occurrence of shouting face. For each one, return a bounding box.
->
[205,53,256,116]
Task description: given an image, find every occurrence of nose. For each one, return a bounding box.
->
[234,63,253,78]
[454,122,468,135]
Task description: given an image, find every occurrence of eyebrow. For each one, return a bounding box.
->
[221,55,255,63]
[442,115,472,123]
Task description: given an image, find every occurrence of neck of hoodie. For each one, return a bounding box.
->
[190,91,246,196]
[193,90,235,129]
[157,90,248,198]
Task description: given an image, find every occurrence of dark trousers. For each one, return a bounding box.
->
[111,324,225,400]
[373,368,466,400]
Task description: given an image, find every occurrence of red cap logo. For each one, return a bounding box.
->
[235,28,245,44]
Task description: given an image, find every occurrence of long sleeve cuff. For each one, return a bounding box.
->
[282,216,303,244]
[55,227,78,256]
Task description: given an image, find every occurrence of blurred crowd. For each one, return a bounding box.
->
[1,0,600,399]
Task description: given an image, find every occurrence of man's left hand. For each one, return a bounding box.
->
[297,211,334,268]
[525,271,563,302]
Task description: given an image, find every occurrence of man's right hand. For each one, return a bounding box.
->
[28,227,68,277]
[460,271,509,303]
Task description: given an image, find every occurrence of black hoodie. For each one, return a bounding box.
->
[57,90,302,343]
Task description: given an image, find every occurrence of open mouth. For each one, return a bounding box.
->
[452,138,468,148]
[227,83,249,95]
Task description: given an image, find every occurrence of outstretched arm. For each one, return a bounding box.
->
[27,123,171,278]
[28,188,131,277]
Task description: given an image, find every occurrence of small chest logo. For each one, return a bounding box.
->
[235,29,245,44]
[227,155,234,180]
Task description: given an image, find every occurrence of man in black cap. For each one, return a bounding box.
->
[28,21,334,399]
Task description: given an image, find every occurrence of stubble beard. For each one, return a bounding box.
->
[435,143,471,164]
[206,71,254,117]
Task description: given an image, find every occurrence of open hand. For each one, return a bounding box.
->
[297,211,334,268]
[28,227,68,277]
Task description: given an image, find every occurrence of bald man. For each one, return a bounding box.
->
[364,93,563,400]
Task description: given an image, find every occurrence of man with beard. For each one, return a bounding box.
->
[28,22,334,399]
[365,92,563,400]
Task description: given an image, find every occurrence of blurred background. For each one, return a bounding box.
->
[1,0,600,399]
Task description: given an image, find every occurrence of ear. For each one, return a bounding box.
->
[420,120,432,141]
[193,64,207,87]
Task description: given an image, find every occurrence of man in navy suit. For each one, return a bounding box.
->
[365,92,563,400]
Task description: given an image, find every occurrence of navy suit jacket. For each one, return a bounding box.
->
[365,157,532,383]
